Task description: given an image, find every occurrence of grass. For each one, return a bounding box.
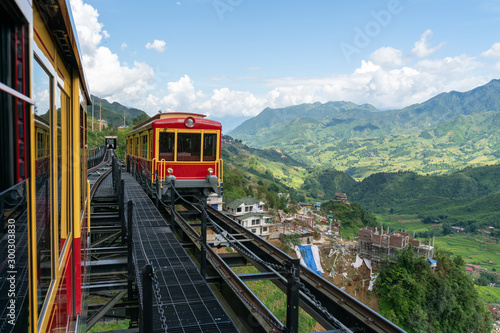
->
[433,234,500,271]
[475,285,500,303]
[88,319,130,332]
[377,214,499,272]
[375,213,438,234]
[232,266,318,332]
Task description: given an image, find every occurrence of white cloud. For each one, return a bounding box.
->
[176,1,181,5]
[83,46,154,98]
[121,42,127,50]
[265,48,486,110]
[370,47,407,67]
[70,0,498,125]
[145,39,167,52]
[161,75,199,111]
[70,0,108,55]
[482,42,500,59]
[211,75,227,82]
[70,0,155,104]
[410,29,445,58]
[198,88,267,117]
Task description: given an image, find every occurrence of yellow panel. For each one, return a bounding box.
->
[33,9,55,66]
[72,71,81,239]
[60,91,68,240]
[51,79,60,269]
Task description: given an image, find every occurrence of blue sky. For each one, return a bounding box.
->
[70,0,500,130]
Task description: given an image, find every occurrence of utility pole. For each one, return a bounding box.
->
[124,110,126,127]
[99,97,102,132]
[92,95,94,131]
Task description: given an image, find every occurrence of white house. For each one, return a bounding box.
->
[207,193,223,211]
[224,196,265,216]
[234,212,273,237]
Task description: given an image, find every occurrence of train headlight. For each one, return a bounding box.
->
[185,117,195,128]
[167,167,174,174]
[207,168,214,174]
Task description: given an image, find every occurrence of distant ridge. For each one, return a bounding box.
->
[229,80,500,179]
[86,95,149,128]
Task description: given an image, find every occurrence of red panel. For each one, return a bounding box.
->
[152,117,222,130]
[14,24,28,182]
[65,241,73,319]
[53,243,70,332]
[74,237,81,314]
[156,162,218,180]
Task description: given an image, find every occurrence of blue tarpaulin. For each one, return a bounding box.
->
[298,245,322,276]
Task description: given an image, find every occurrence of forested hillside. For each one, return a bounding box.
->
[230,80,500,179]
[305,165,500,228]
[376,248,493,332]
[86,95,149,128]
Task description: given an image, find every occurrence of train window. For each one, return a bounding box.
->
[135,137,139,156]
[177,133,201,161]
[149,130,153,160]
[141,135,148,158]
[0,9,29,190]
[203,133,217,161]
[159,132,174,161]
[33,57,53,313]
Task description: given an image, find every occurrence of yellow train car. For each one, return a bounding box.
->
[0,0,92,332]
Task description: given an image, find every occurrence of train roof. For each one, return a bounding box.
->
[127,112,221,135]
[37,0,91,104]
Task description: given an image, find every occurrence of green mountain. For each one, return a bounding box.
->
[230,80,500,179]
[86,95,149,128]
[302,164,500,227]
[221,136,500,227]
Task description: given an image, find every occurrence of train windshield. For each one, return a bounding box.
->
[159,132,174,160]
[177,133,201,161]
[203,133,216,161]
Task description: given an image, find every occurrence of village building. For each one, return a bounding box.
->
[332,192,349,205]
[280,230,315,245]
[358,226,434,263]
[234,212,273,237]
[224,196,265,216]
[489,305,500,319]
[207,193,223,211]
[224,196,273,237]
[99,119,108,128]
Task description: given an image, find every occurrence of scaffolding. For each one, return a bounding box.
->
[358,227,434,263]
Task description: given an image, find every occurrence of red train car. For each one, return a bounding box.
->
[126,113,223,198]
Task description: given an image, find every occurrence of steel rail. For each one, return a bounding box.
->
[88,151,113,199]
[207,206,406,333]
[166,204,285,332]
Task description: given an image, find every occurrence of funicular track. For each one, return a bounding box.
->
[86,150,134,331]
[90,152,405,333]
[165,196,406,333]
[163,201,285,333]
[90,154,241,333]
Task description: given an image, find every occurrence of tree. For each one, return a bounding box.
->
[376,248,493,332]
[132,113,150,125]
[442,222,453,235]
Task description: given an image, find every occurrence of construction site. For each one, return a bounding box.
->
[358,226,435,262]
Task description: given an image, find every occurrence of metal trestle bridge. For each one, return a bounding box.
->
[84,153,406,333]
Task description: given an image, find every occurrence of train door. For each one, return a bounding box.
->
[0,1,31,331]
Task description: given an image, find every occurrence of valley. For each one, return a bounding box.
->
[87,78,500,331]
[230,80,500,179]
